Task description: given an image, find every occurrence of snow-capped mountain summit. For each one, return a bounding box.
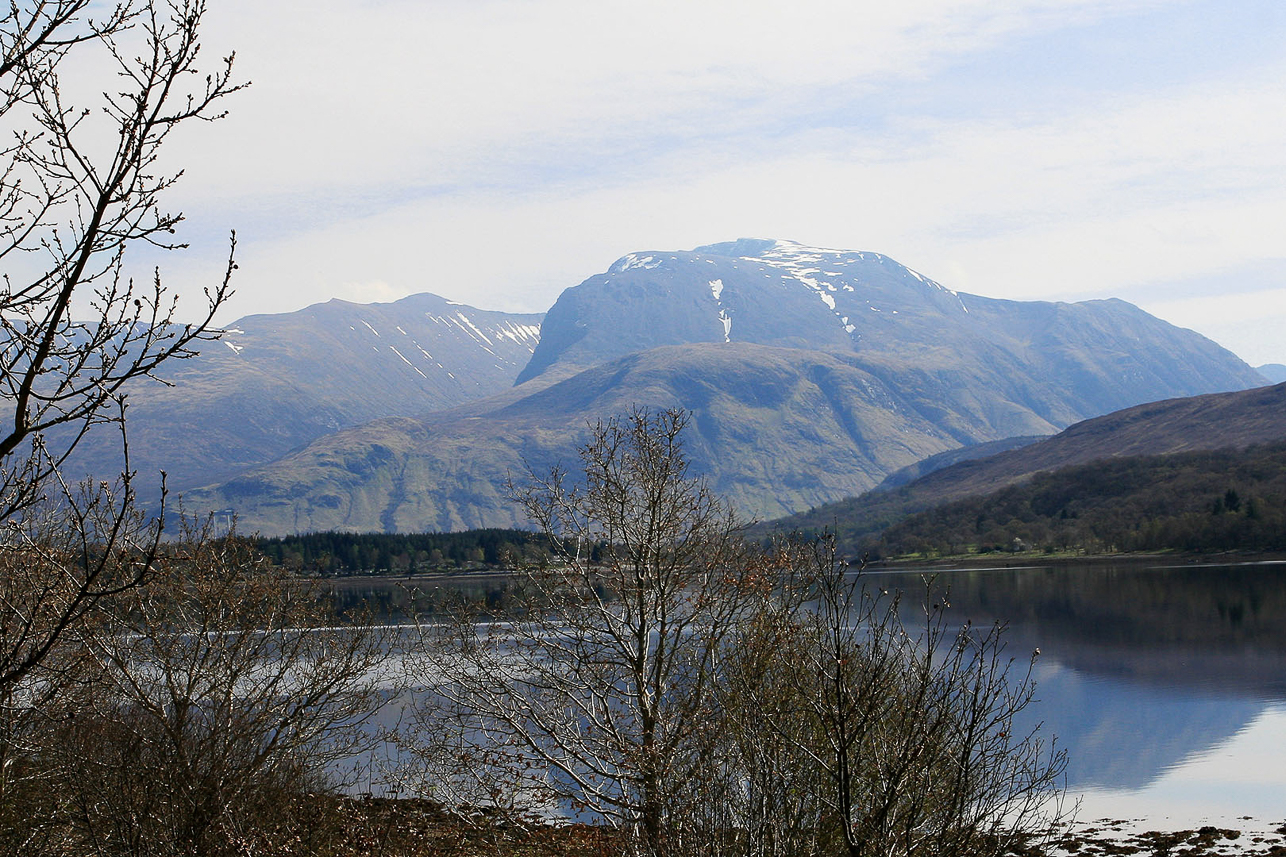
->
[518,239,1259,433]
[521,239,948,382]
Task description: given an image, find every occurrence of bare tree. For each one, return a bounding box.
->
[724,535,1069,857]
[0,478,160,847]
[0,0,242,692]
[399,413,1066,857]
[715,592,837,856]
[401,408,760,857]
[38,527,391,857]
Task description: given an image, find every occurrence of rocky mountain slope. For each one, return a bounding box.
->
[181,240,1265,534]
[65,293,543,496]
[185,344,966,532]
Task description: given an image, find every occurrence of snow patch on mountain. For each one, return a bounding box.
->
[610,253,662,273]
[751,241,855,334]
[708,279,732,342]
[492,321,541,346]
[388,345,428,379]
[709,238,969,331]
[453,312,493,345]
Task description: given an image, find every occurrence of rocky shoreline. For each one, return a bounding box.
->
[248,798,1286,856]
[1043,818,1286,857]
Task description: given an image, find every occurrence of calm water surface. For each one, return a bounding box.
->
[876,561,1286,826]
[345,561,1286,825]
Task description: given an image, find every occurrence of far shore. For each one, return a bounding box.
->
[866,548,1286,571]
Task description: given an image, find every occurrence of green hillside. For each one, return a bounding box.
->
[765,382,1286,557]
[876,442,1286,558]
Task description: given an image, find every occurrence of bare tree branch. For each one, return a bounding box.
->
[403,407,760,857]
[0,0,243,729]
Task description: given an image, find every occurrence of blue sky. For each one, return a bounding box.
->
[148,0,1286,365]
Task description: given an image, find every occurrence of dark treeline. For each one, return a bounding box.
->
[875,441,1286,558]
[254,528,596,575]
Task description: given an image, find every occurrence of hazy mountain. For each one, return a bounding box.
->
[872,435,1047,491]
[182,240,1266,535]
[1258,363,1286,384]
[65,293,543,496]
[769,381,1286,548]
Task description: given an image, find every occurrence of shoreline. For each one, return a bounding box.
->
[317,550,1286,587]
[1045,814,1286,856]
[866,549,1286,572]
[241,795,1286,857]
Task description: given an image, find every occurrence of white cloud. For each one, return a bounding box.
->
[182,0,1168,200]
[137,0,1286,366]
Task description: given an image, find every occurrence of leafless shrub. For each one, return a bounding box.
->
[0,4,242,846]
[720,534,1069,857]
[0,0,243,746]
[400,413,1068,857]
[35,526,392,857]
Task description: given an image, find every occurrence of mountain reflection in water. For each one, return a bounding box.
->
[876,562,1286,819]
[338,562,1286,821]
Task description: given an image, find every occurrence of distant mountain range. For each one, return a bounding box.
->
[1258,363,1286,384]
[65,293,543,499]
[160,239,1266,534]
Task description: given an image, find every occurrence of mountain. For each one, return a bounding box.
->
[184,343,969,533]
[769,381,1286,551]
[871,435,1047,491]
[877,440,1286,556]
[64,293,543,496]
[518,240,1262,435]
[181,240,1265,535]
[1258,363,1286,384]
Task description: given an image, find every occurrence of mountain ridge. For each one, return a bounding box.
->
[517,240,1262,428]
[178,239,1266,534]
[63,292,544,497]
[186,342,969,532]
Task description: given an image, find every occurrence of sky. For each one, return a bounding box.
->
[138,0,1286,365]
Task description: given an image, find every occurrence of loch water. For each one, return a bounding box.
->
[341,560,1286,826]
[873,560,1286,826]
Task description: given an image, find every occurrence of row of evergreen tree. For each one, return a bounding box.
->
[254,528,604,574]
